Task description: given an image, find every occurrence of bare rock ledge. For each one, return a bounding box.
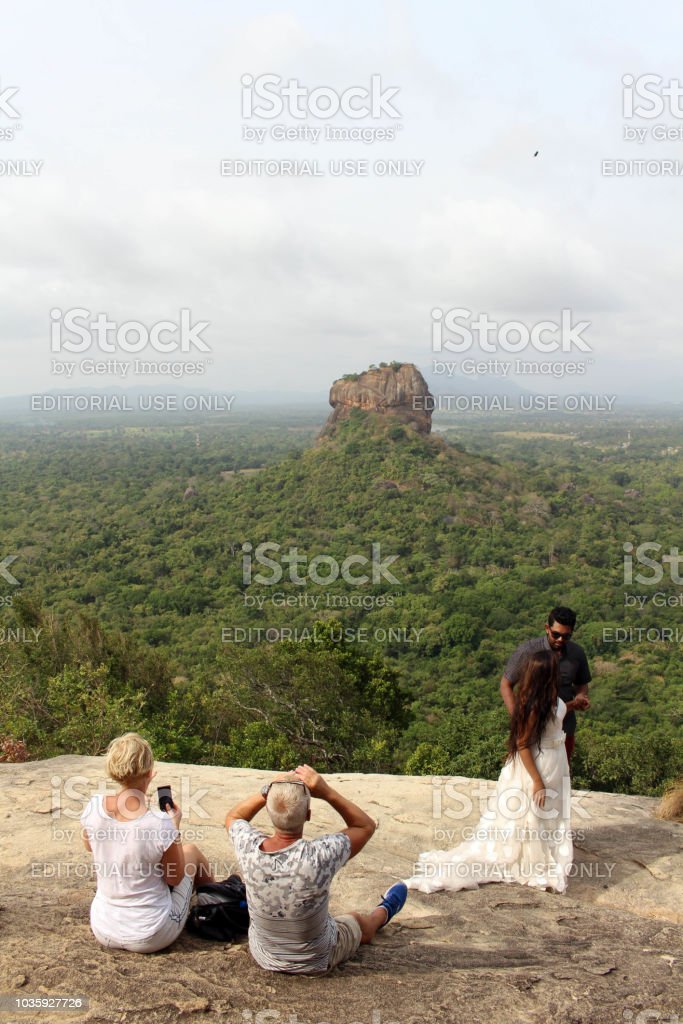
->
[0,757,681,1024]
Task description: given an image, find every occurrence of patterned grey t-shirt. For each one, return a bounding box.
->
[503,635,591,736]
[229,819,351,973]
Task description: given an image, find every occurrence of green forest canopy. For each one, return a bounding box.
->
[0,408,681,795]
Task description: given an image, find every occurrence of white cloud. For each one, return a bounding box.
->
[1,0,682,400]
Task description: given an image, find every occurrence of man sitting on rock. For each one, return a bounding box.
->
[225,763,407,974]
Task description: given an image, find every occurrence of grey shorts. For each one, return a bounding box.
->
[327,914,362,969]
[91,875,194,953]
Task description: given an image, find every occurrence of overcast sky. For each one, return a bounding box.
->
[1,0,682,402]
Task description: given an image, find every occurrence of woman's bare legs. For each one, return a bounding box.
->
[181,843,214,887]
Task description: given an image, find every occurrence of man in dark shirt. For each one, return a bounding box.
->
[499,606,591,762]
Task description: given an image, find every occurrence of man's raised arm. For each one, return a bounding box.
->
[294,763,376,858]
[225,791,266,831]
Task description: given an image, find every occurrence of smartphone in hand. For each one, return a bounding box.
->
[157,785,173,812]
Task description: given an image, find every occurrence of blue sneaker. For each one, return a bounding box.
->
[377,882,407,929]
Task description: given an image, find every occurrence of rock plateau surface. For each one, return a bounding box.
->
[0,757,681,1024]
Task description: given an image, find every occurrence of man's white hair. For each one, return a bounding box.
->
[266,774,310,833]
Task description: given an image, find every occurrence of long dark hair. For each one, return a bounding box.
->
[508,650,559,757]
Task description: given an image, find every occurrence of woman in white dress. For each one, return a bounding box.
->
[406,650,573,895]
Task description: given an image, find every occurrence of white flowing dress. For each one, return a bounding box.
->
[405,699,573,894]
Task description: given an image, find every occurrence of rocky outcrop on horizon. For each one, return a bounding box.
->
[322,363,433,436]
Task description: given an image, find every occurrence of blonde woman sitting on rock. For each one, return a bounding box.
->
[81,732,214,952]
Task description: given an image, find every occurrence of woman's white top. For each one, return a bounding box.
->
[81,793,179,942]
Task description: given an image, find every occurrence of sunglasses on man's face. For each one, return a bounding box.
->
[548,628,572,641]
[265,780,310,796]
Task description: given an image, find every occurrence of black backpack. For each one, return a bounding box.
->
[186,875,250,942]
